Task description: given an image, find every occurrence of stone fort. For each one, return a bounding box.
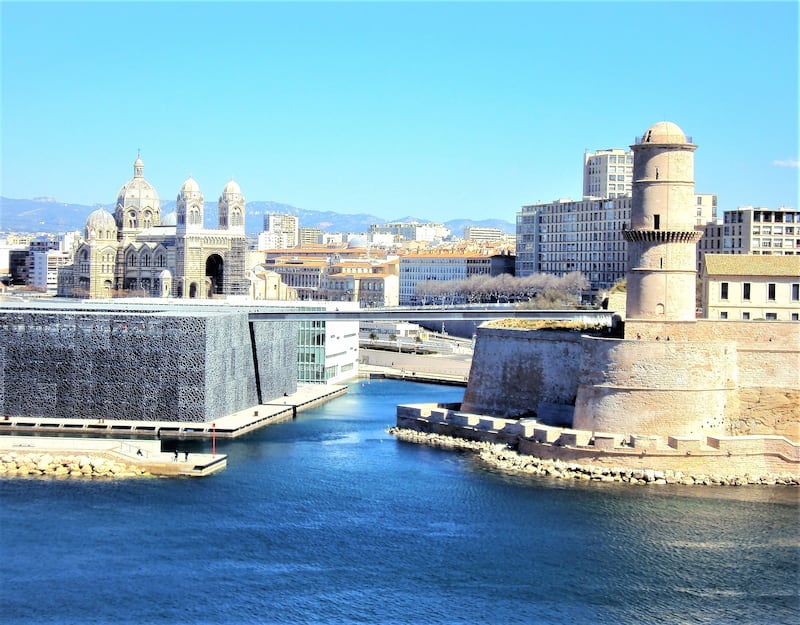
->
[401,122,799,475]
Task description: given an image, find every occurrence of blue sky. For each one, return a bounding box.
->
[1,1,798,223]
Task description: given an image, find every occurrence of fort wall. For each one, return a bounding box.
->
[460,328,582,418]
[572,336,739,437]
[460,320,799,441]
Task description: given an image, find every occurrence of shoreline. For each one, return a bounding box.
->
[0,450,153,479]
[388,427,800,486]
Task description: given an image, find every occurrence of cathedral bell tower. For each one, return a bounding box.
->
[624,121,702,322]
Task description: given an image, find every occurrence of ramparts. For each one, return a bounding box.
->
[462,320,799,440]
[461,327,583,418]
[396,404,800,480]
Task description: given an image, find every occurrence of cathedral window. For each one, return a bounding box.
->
[128,254,136,267]
[127,211,137,229]
[142,255,151,267]
[157,254,165,267]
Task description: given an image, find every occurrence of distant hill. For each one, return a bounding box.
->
[0,196,515,238]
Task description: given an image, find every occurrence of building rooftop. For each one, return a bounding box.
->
[703,254,800,277]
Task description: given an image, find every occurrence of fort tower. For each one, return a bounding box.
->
[624,121,702,322]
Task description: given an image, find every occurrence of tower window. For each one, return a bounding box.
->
[654,215,661,230]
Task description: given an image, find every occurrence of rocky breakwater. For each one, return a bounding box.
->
[0,451,151,479]
[388,427,800,486]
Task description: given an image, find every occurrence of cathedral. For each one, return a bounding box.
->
[58,155,249,299]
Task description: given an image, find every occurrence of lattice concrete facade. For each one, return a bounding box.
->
[0,308,297,423]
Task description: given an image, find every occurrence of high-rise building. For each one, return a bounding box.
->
[260,213,299,249]
[516,197,631,295]
[698,206,799,272]
[583,149,633,198]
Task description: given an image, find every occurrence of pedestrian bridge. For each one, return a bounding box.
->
[248,307,614,325]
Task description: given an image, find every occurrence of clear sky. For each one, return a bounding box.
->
[1,1,798,224]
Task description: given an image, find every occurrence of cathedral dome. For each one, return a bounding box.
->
[223,179,242,195]
[640,121,688,145]
[114,157,161,228]
[160,211,177,226]
[85,207,117,239]
[116,155,161,214]
[181,176,201,194]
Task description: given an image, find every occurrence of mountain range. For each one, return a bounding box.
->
[0,196,515,238]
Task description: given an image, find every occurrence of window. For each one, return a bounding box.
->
[793,284,799,301]
[720,282,729,299]
[743,283,751,300]
[766,312,777,320]
[653,214,661,230]
[768,283,776,301]
[742,312,750,320]
[720,311,728,319]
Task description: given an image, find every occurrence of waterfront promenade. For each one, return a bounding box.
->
[0,384,348,477]
[0,383,347,440]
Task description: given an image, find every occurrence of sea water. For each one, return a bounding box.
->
[1,380,797,625]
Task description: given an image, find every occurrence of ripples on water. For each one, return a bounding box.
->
[1,380,798,625]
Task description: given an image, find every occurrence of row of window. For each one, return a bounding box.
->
[719,311,799,321]
[720,282,800,301]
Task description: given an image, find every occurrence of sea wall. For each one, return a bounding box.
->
[461,328,582,418]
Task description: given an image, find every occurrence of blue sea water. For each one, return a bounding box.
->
[1,380,798,625]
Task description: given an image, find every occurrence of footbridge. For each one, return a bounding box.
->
[248,307,614,324]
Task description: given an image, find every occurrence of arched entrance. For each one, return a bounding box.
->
[206,254,224,297]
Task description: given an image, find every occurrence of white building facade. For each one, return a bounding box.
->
[583,149,633,198]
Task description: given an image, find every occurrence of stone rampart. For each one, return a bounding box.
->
[573,336,739,437]
[461,328,583,418]
[0,309,296,422]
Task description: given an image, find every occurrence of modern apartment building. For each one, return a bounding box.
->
[517,192,720,297]
[698,206,799,271]
[463,226,505,242]
[299,227,324,247]
[30,250,72,293]
[370,221,450,243]
[399,253,514,305]
[516,197,631,295]
[583,149,633,198]
[260,213,299,249]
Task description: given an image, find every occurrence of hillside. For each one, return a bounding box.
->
[0,196,515,237]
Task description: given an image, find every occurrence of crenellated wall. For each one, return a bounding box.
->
[461,328,583,418]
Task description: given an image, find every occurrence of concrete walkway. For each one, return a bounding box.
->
[0,436,227,477]
[0,384,347,440]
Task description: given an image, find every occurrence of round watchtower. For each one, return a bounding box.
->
[624,121,702,321]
